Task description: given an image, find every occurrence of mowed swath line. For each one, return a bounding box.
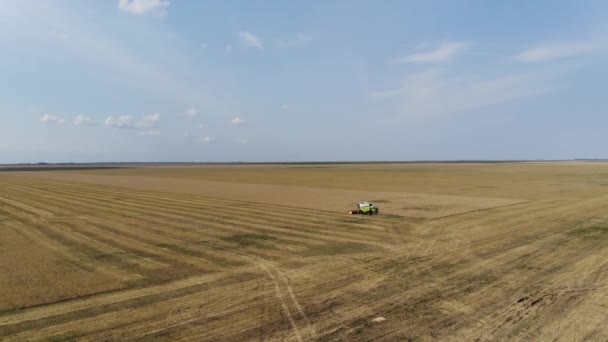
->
[1,186,293,273]
[0,188,245,271]
[0,271,266,339]
[3,183,336,250]
[10,277,278,342]
[20,176,392,237]
[3,178,393,248]
[44,220,168,270]
[3,213,155,279]
[0,176,384,340]
[0,183,249,283]
[0,195,170,271]
[0,196,54,217]
[1,219,140,283]
[3,176,608,339]
[6,175,390,231]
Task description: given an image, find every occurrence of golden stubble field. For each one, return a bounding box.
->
[1,162,608,341]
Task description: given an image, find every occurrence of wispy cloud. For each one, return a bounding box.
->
[239,31,263,49]
[372,69,553,119]
[105,114,160,129]
[137,113,160,128]
[233,138,248,144]
[231,117,246,125]
[281,104,288,110]
[198,124,205,129]
[105,115,134,128]
[73,115,94,126]
[118,0,170,16]
[40,114,65,125]
[395,42,469,64]
[200,136,213,143]
[515,41,602,62]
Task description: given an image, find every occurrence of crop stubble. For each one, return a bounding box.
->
[1,163,608,341]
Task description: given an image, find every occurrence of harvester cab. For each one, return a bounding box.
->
[349,202,380,215]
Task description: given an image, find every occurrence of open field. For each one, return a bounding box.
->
[1,162,608,340]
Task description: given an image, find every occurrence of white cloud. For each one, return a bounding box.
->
[231,117,245,125]
[105,114,159,129]
[184,107,198,117]
[515,41,601,62]
[40,113,65,125]
[105,115,134,128]
[233,138,248,144]
[200,136,213,143]
[239,31,263,49]
[137,113,160,128]
[136,131,160,136]
[118,0,169,16]
[73,115,93,126]
[198,124,205,129]
[372,69,553,119]
[278,34,314,47]
[395,42,469,64]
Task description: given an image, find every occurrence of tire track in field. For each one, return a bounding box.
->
[301,196,608,339]
[353,196,608,340]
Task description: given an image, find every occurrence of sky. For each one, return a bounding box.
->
[1,0,607,163]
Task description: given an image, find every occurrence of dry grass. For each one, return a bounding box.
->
[0,162,607,341]
[7,171,526,219]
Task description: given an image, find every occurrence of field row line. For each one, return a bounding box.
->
[3,182,393,248]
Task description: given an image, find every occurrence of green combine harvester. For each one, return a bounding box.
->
[349,202,380,215]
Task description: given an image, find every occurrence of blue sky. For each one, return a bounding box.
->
[1,0,607,163]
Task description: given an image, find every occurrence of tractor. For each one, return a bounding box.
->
[349,202,380,215]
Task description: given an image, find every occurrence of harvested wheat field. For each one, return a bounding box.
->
[1,162,608,341]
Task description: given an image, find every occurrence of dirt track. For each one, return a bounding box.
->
[1,163,608,341]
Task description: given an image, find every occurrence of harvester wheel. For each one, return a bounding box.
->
[368,211,373,216]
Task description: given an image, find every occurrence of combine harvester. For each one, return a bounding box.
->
[349,202,380,215]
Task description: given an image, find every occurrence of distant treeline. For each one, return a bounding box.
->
[0,166,130,172]
[1,159,607,171]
